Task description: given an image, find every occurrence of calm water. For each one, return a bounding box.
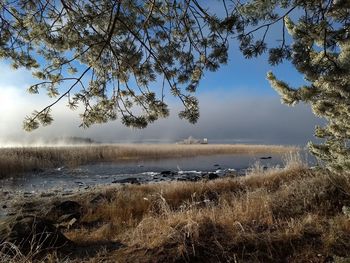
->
[0,153,295,195]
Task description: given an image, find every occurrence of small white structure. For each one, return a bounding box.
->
[177,136,208,144]
[183,136,199,144]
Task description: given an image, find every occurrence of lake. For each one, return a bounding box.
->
[0,152,300,195]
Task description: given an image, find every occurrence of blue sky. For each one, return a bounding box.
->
[0,3,324,146]
[199,45,305,97]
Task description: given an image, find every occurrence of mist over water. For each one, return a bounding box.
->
[0,88,324,147]
[0,61,324,147]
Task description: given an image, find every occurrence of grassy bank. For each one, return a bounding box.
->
[0,144,296,178]
[2,156,350,262]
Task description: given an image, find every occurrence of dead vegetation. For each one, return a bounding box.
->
[0,144,296,178]
[2,154,350,262]
[68,158,350,262]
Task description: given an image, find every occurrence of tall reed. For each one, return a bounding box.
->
[0,144,297,178]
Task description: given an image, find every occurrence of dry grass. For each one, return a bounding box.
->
[0,144,296,178]
[124,176,348,262]
[63,158,350,262]
[3,154,350,262]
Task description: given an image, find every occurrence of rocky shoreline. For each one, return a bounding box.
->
[0,164,243,214]
[0,166,243,257]
[1,167,240,211]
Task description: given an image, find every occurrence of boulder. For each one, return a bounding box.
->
[207,173,219,180]
[177,178,188,182]
[179,174,200,182]
[260,156,272,160]
[0,215,72,254]
[45,200,82,222]
[112,178,139,184]
[160,171,176,177]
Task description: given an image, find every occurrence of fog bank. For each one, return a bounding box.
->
[0,84,324,146]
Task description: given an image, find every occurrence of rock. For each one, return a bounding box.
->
[260,156,272,160]
[207,173,219,180]
[46,201,82,222]
[0,215,72,254]
[160,171,176,177]
[54,201,81,215]
[112,178,139,184]
[187,176,200,182]
[177,178,188,182]
[180,174,200,182]
[2,205,7,209]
